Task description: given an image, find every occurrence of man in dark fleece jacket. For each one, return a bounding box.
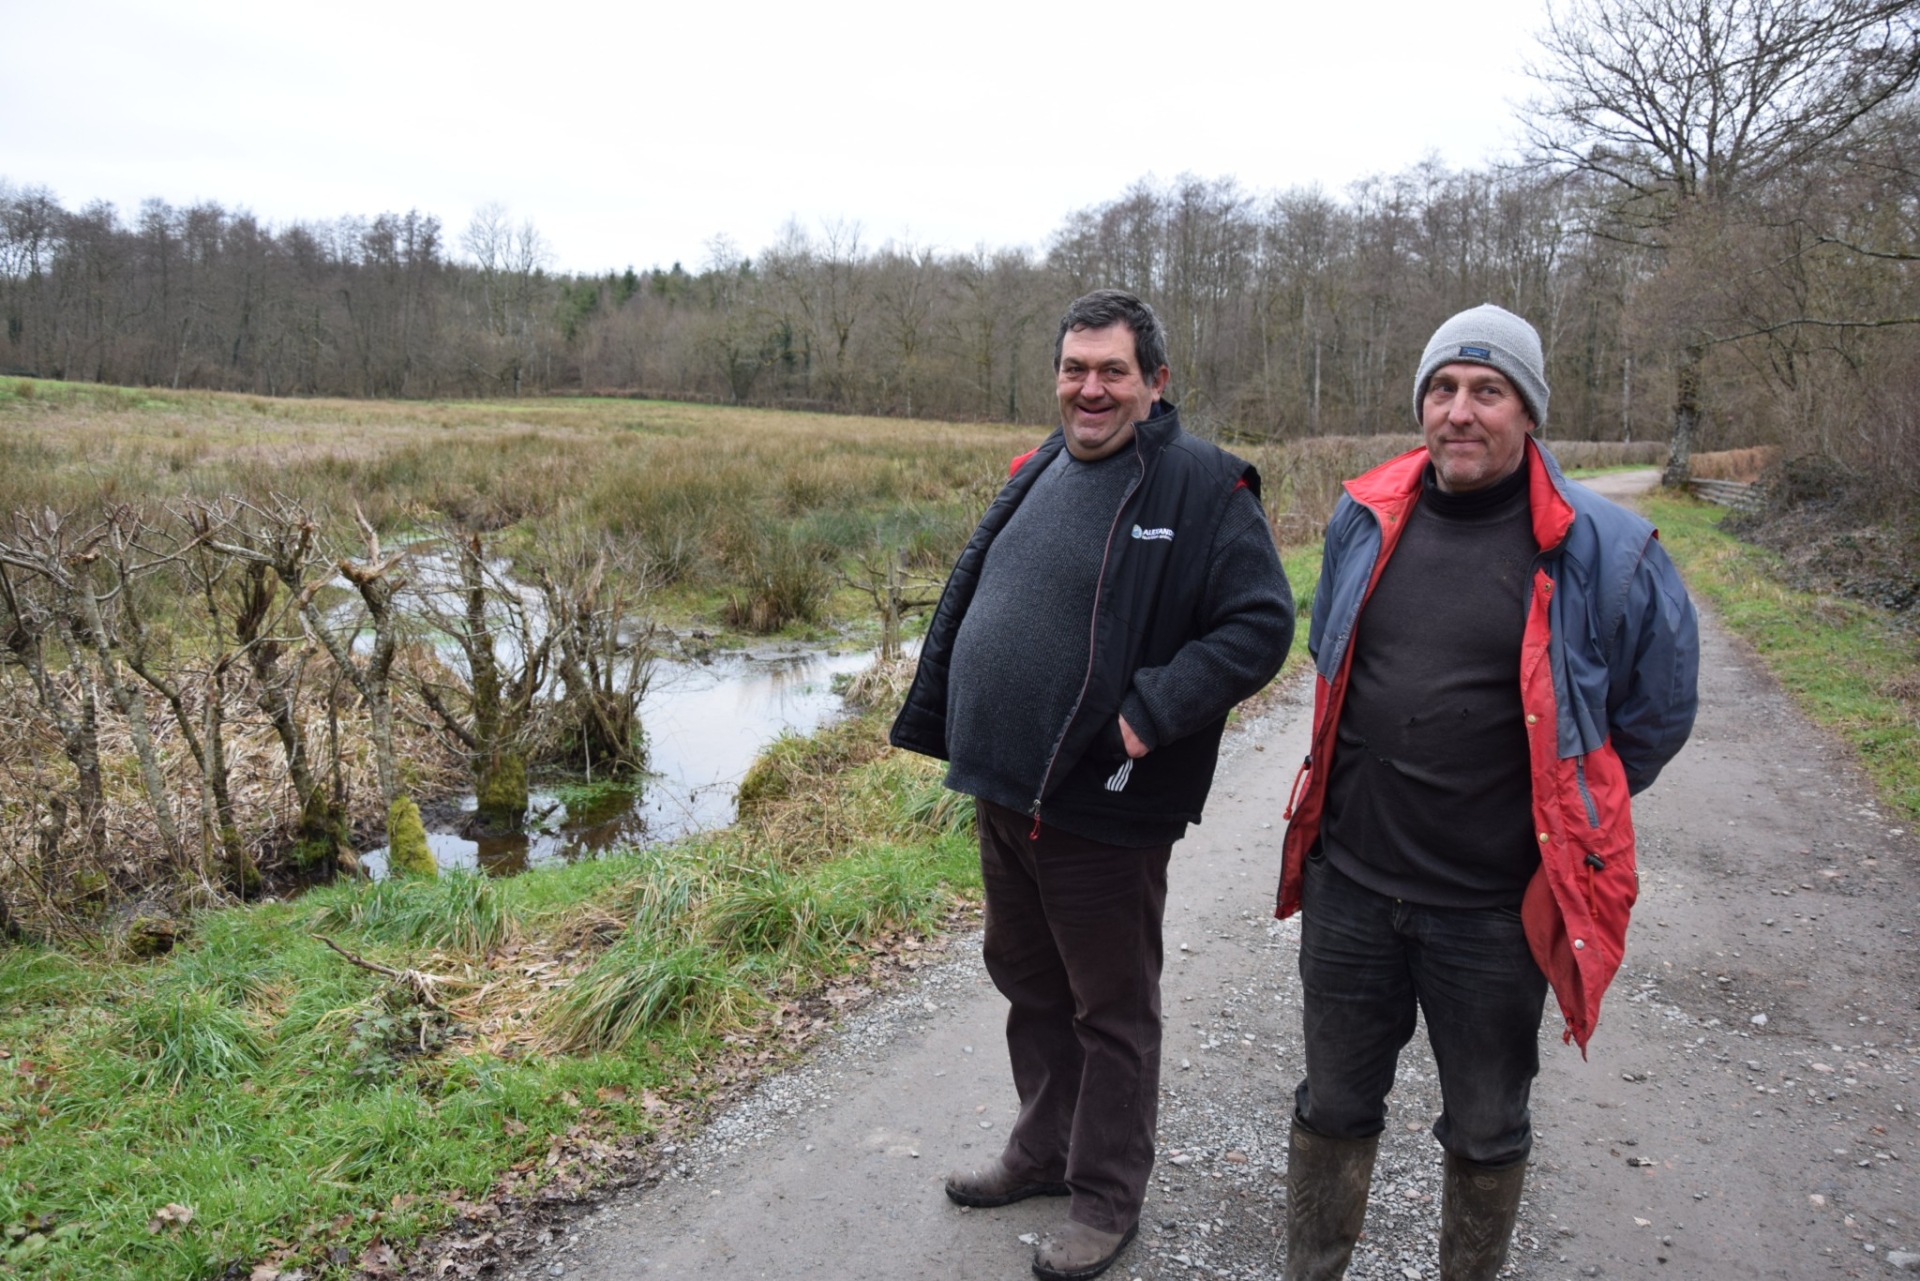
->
[891,290,1294,1281]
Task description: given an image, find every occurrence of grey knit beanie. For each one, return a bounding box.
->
[1413,304,1549,429]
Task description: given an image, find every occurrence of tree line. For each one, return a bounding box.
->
[2,0,1917,503]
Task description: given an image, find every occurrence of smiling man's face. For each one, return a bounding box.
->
[1055,324,1169,461]
[1421,362,1534,492]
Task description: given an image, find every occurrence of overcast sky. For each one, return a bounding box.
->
[3,0,1552,274]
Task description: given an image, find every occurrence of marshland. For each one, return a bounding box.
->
[0,376,1677,1276]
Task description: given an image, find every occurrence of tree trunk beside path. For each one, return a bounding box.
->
[528,485,1918,1280]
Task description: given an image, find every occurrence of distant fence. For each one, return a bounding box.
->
[1686,478,1763,511]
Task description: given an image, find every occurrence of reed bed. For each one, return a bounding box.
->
[1689,445,1781,482]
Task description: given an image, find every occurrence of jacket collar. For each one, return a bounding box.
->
[1343,437,1575,551]
[1131,400,1183,459]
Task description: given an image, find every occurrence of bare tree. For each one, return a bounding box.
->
[412,532,553,835]
[1528,0,1920,480]
[0,509,188,874]
[461,203,553,394]
[201,500,357,872]
[697,235,774,403]
[841,547,942,662]
[871,241,943,417]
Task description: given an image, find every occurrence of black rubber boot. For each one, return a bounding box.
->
[1438,1152,1528,1281]
[1283,1121,1379,1281]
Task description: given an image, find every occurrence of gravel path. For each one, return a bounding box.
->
[525,472,1917,1280]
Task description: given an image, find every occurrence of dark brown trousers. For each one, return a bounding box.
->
[976,798,1173,1234]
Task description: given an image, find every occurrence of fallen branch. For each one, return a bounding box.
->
[312,933,458,1008]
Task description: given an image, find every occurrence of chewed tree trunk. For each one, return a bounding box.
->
[537,544,653,779]
[474,749,530,832]
[71,559,186,872]
[297,508,410,811]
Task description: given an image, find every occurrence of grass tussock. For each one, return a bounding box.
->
[547,938,754,1053]
[311,871,515,955]
[0,699,979,1278]
[840,655,918,712]
[119,988,266,1091]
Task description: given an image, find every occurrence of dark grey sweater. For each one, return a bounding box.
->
[945,448,1134,829]
[1322,464,1540,907]
[943,447,1288,846]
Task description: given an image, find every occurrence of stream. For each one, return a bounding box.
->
[360,643,889,878]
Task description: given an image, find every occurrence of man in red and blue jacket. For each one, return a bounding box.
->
[1274,304,1698,1281]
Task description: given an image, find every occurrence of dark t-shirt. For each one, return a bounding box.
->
[1321,463,1540,907]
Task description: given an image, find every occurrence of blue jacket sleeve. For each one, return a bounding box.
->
[1608,536,1700,794]
[1307,502,1346,666]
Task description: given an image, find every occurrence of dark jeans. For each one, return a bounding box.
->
[1294,852,1548,1168]
[976,798,1173,1234]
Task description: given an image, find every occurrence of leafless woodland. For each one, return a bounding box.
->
[4,1,1919,519]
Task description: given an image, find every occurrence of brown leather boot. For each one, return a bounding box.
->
[1032,1218,1138,1280]
[943,1156,1069,1208]
[1439,1153,1527,1281]
[1283,1121,1379,1281]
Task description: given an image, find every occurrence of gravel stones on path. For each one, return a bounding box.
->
[1521,613,1920,1280]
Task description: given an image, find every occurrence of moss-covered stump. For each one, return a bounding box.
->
[120,914,179,957]
[386,796,437,879]
[471,752,529,835]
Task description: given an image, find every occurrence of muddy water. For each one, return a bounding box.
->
[361,644,889,878]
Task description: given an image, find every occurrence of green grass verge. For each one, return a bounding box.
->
[1281,543,1322,672]
[1644,494,1919,822]
[0,710,978,1279]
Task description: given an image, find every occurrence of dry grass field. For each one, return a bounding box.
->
[0,382,1033,622]
[0,382,1669,595]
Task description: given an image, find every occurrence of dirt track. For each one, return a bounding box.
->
[524,473,1920,1280]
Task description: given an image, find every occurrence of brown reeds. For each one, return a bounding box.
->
[1689,446,1781,482]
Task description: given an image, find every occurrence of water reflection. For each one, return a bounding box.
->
[362,644,888,878]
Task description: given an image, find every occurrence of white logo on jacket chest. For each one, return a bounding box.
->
[1131,524,1175,541]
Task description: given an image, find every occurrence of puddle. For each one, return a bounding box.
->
[361,643,890,878]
